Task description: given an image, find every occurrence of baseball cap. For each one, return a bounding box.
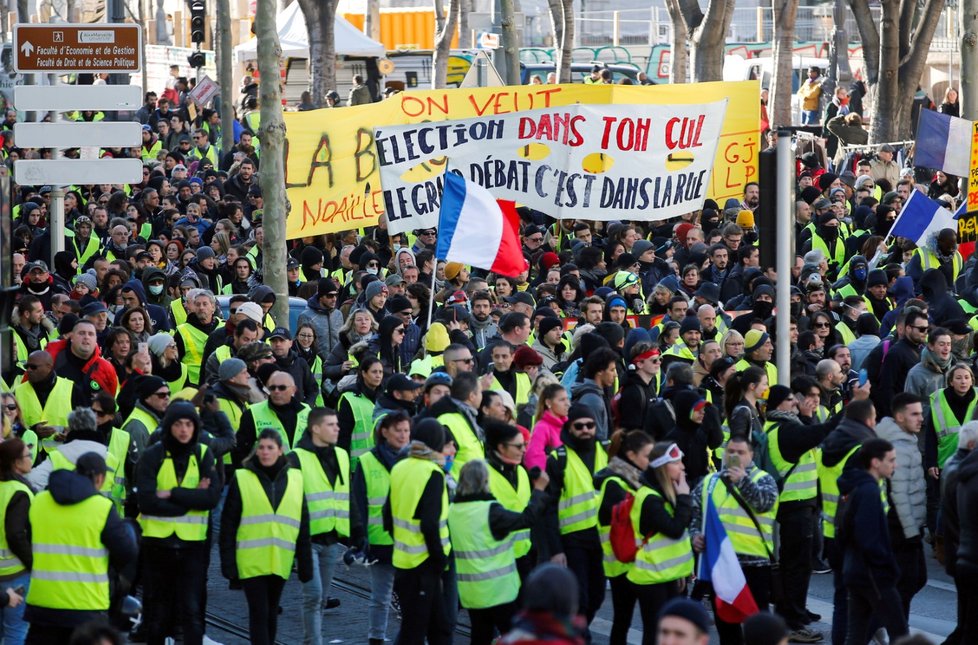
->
[387,373,423,393]
[268,328,292,340]
[504,292,535,307]
[76,452,113,477]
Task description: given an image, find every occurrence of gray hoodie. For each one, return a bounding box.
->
[875,417,927,539]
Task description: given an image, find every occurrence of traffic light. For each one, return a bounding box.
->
[190,0,206,44]
[188,51,206,68]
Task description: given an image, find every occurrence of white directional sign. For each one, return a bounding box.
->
[15,122,142,148]
[15,159,143,185]
[14,85,143,111]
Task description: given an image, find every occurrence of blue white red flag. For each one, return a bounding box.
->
[889,189,958,246]
[435,171,528,277]
[915,109,972,176]
[698,492,759,624]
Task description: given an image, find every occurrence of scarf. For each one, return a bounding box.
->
[407,440,443,464]
[606,456,643,490]
[921,347,952,374]
[766,409,801,424]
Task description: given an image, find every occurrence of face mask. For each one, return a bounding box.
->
[442,455,454,473]
[149,284,164,295]
[853,268,867,281]
[393,244,402,252]
[366,267,378,275]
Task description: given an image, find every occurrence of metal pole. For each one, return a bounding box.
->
[426,264,438,331]
[775,128,792,385]
[49,187,65,269]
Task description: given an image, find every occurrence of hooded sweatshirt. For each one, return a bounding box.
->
[837,468,899,588]
[874,417,926,541]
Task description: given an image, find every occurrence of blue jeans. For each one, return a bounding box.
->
[368,562,395,641]
[1,571,29,645]
[802,109,820,125]
[302,542,344,645]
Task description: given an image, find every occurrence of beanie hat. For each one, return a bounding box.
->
[818,173,839,192]
[658,597,710,636]
[73,273,98,291]
[412,418,446,451]
[299,245,324,267]
[615,253,637,270]
[424,322,450,353]
[675,222,694,245]
[238,340,273,362]
[800,185,822,205]
[219,357,248,382]
[387,294,412,313]
[483,420,520,449]
[744,329,770,354]
[631,239,655,258]
[538,316,563,339]
[147,332,175,357]
[136,375,167,401]
[742,612,789,645]
[513,346,543,369]
[196,246,216,261]
[866,269,888,288]
[161,400,201,435]
[737,210,755,229]
[595,321,625,348]
[444,262,464,281]
[566,402,595,425]
[540,252,560,271]
[679,317,701,335]
[365,281,387,302]
[766,384,792,411]
[59,313,79,336]
[317,277,339,296]
[236,302,264,324]
[753,284,776,301]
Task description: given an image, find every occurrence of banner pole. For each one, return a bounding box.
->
[426,262,438,332]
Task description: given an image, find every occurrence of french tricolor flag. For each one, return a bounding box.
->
[915,109,972,177]
[435,170,529,277]
[698,495,759,624]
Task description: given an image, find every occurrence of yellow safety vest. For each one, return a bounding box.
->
[72,236,100,270]
[930,388,978,468]
[554,444,608,535]
[627,487,694,585]
[765,420,818,502]
[294,446,350,538]
[234,467,304,580]
[358,450,393,547]
[106,428,131,510]
[248,401,311,452]
[176,322,210,386]
[810,232,846,268]
[390,458,450,570]
[487,464,531,559]
[447,499,521,609]
[703,470,777,558]
[438,411,485,476]
[15,377,72,453]
[734,358,778,389]
[139,446,210,541]
[0,480,32,577]
[338,391,375,463]
[818,445,860,539]
[490,372,532,408]
[916,247,963,284]
[27,492,112,610]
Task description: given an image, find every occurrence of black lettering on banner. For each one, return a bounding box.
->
[355,128,377,183]
[307,135,334,189]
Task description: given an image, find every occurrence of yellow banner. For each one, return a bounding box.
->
[283,80,760,239]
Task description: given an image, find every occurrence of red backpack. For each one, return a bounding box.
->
[609,492,650,563]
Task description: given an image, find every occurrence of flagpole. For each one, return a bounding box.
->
[426,261,438,333]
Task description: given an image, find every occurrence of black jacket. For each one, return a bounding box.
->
[820,417,875,470]
[381,458,450,571]
[287,433,364,547]
[544,431,604,557]
[275,351,318,406]
[219,457,313,582]
[236,397,307,463]
[874,338,922,418]
[953,450,978,582]
[351,441,401,563]
[24,470,138,628]
[838,469,900,589]
[0,475,31,582]
[617,371,658,434]
[136,427,221,548]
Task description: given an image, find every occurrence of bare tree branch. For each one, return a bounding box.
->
[432,0,460,88]
[848,0,880,84]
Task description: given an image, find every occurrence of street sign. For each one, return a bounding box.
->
[477,32,500,49]
[14,159,143,185]
[13,24,142,73]
[15,122,141,148]
[14,84,143,111]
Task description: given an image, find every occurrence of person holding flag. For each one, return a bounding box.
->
[690,435,778,645]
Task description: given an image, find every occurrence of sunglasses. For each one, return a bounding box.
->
[152,391,171,398]
[4,404,17,411]
[23,364,41,370]
[573,421,596,430]
[267,384,290,391]
[912,326,929,332]
[452,357,475,364]
[813,322,830,328]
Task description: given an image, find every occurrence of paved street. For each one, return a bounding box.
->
[131,542,955,644]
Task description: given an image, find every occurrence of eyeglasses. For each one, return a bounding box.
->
[505,442,526,450]
[573,421,596,430]
[813,322,830,328]
[152,391,171,398]
[420,230,436,236]
[23,364,41,370]
[452,357,475,364]
[912,325,929,332]
[324,292,338,298]
[297,333,315,339]
[393,328,405,335]
[267,384,290,391]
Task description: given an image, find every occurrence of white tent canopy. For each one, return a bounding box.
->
[233,2,386,63]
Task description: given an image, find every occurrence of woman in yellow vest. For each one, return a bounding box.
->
[0,438,34,644]
[449,458,549,645]
[294,324,325,407]
[337,357,383,463]
[220,429,313,644]
[627,441,694,642]
[135,401,221,645]
[594,430,654,645]
[351,411,411,644]
[484,422,539,581]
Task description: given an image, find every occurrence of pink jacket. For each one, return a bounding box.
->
[525,410,567,472]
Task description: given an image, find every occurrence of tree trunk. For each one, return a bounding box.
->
[432,0,460,88]
[500,0,521,85]
[365,0,381,41]
[682,0,735,82]
[459,0,471,47]
[298,0,338,108]
[557,0,574,82]
[770,0,799,127]
[665,0,688,83]
[217,0,234,156]
[257,0,289,327]
[963,0,978,120]
[870,0,900,143]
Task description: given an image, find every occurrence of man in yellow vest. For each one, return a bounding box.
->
[288,407,359,644]
[174,289,221,387]
[385,418,454,645]
[236,371,311,460]
[487,343,532,409]
[135,401,220,644]
[735,329,778,388]
[10,295,50,378]
[26,408,114,493]
[121,376,169,455]
[430,372,485,475]
[543,404,608,637]
[690,435,778,642]
[24,452,138,642]
[15,351,86,454]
